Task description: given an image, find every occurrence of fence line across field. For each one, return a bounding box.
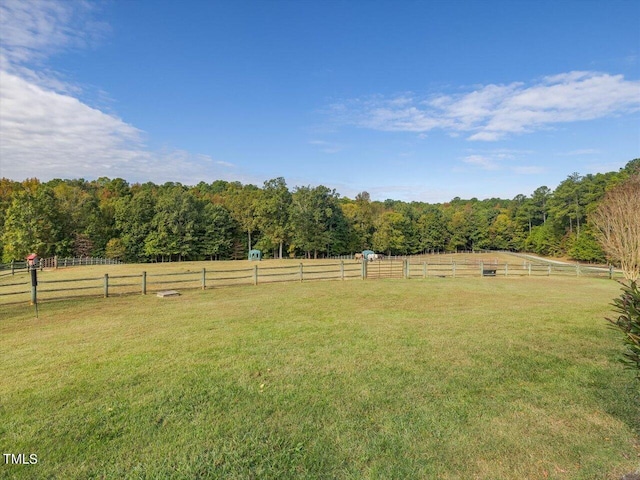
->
[0,257,122,279]
[0,258,623,306]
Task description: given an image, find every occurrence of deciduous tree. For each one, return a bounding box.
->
[591,175,640,280]
[1,187,62,261]
[289,185,341,258]
[224,182,262,253]
[373,211,408,255]
[199,203,235,260]
[257,178,291,259]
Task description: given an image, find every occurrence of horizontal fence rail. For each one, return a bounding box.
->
[0,257,122,279]
[0,258,624,306]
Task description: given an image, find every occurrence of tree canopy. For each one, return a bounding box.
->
[1,159,637,264]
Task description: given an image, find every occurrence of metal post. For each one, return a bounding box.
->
[142,271,147,295]
[104,274,109,298]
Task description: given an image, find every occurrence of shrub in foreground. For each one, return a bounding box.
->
[606,281,640,379]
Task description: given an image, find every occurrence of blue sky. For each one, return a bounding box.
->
[1,0,639,202]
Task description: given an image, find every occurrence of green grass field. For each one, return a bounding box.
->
[1,274,638,479]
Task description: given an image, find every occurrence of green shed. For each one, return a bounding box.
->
[248,249,262,261]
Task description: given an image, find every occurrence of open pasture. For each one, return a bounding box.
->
[0,259,363,305]
[1,275,638,479]
[0,252,616,306]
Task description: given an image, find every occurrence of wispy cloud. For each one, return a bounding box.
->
[328,71,640,141]
[563,149,601,156]
[0,0,105,64]
[0,0,233,184]
[511,166,546,175]
[458,150,545,176]
[463,155,500,171]
[0,0,108,94]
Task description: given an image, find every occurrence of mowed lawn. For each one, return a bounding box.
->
[1,276,638,479]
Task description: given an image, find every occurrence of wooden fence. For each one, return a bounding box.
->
[0,261,28,278]
[0,257,122,279]
[0,259,622,306]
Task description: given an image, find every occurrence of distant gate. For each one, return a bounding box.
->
[365,258,404,279]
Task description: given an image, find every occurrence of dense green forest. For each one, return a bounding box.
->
[1,159,638,263]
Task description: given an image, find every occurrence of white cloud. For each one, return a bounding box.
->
[0,71,144,176]
[463,155,500,171]
[0,0,107,58]
[0,0,241,185]
[0,71,241,183]
[329,72,640,141]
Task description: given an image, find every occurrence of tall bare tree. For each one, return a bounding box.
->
[591,175,640,281]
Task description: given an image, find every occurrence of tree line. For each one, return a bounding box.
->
[1,159,638,264]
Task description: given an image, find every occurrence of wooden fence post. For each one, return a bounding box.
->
[361,259,367,279]
[104,274,109,298]
[340,261,344,280]
[505,263,508,277]
[548,265,551,276]
[452,262,456,278]
[11,260,14,276]
[528,263,531,276]
[609,265,613,280]
[202,268,207,289]
[299,263,303,282]
[480,261,484,277]
[253,265,258,285]
[423,262,427,279]
[142,271,147,295]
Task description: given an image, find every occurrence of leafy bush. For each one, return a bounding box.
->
[606,281,640,379]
